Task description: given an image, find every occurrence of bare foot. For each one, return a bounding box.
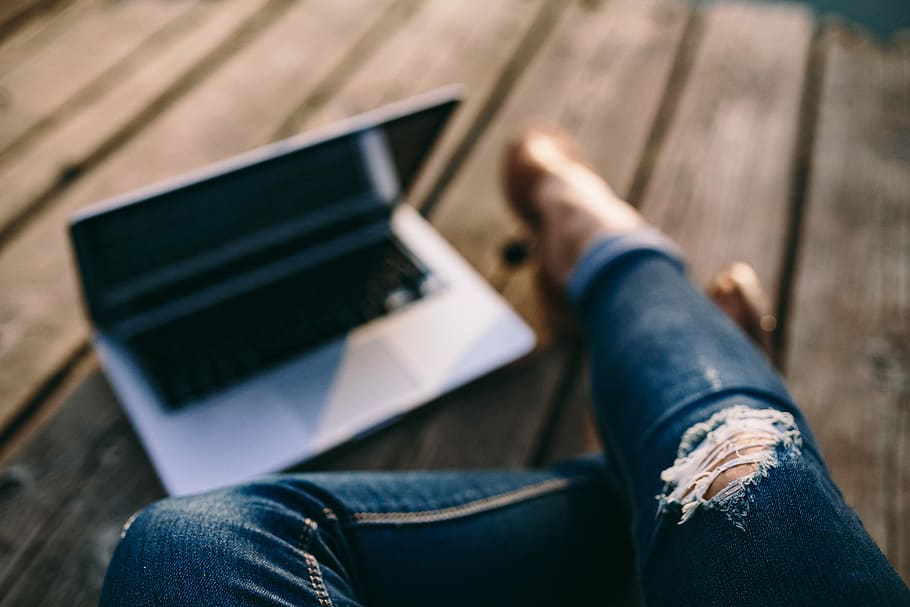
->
[503,125,645,292]
[502,125,776,357]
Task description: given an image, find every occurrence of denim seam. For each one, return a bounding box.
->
[119,510,142,539]
[303,552,333,607]
[298,517,318,552]
[322,507,338,521]
[298,518,332,606]
[348,478,573,525]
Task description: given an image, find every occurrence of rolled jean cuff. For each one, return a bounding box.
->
[566,228,686,306]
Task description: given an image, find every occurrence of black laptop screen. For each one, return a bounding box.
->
[85,137,373,285]
[71,91,461,328]
[72,133,395,325]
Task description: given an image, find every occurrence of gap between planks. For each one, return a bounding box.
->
[0,0,410,438]
[0,0,297,246]
[0,0,74,43]
[534,2,816,464]
[1,0,417,596]
[0,0,565,600]
[784,25,910,580]
[0,0,196,160]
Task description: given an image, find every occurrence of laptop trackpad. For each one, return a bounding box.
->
[274,338,419,434]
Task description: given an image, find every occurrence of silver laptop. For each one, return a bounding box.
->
[69,87,535,496]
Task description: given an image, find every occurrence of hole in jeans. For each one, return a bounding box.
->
[657,405,801,529]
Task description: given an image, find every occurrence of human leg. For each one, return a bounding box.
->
[100,458,635,606]
[505,127,910,606]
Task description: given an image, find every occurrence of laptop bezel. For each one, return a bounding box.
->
[69,85,463,329]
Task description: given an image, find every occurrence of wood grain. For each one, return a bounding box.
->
[538,360,602,464]
[639,1,813,294]
[495,0,692,339]
[1,386,163,604]
[430,0,689,280]
[542,2,814,462]
[0,0,275,237]
[0,371,135,593]
[0,0,553,602]
[320,0,690,474]
[0,0,94,75]
[0,0,396,434]
[785,26,910,581]
[0,0,196,154]
[0,0,66,41]
[288,0,555,214]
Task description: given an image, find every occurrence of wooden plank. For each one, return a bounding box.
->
[539,360,602,464]
[0,0,275,238]
[494,0,694,341]
[0,2,690,602]
[640,1,813,293]
[540,2,814,464]
[0,0,403,599]
[0,370,129,587]
[285,0,554,213]
[273,0,571,473]
[430,0,688,279]
[2,399,163,604]
[0,1,555,601]
[0,0,93,75]
[312,0,690,472]
[0,0,197,155]
[785,26,910,581]
[0,0,61,39]
[0,0,397,435]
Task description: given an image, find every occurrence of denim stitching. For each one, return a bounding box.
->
[351,478,572,524]
[303,552,333,607]
[322,507,338,521]
[297,517,332,606]
[297,516,317,551]
[119,510,141,539]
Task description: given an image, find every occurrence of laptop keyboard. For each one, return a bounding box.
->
[125,237,440,407]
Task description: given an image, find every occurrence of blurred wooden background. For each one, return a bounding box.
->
[0,0,907,603]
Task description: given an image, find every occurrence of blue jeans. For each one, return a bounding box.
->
[101,232,910,606]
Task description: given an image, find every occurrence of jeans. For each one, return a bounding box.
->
[101,232,910,606]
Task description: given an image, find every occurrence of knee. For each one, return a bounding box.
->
[100,481,334,605]
[657,405,802,528]
[100,491,243,604]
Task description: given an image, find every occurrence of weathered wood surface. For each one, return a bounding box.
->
[0,0,276,238]
[0,0,196,155]
[0,1,692,602]
[0,0,73,41]
[0,0,555,601]
[639,2,813,294]
[0,0,95,74]
[541,1,814,461]
[0,0,396,434]
[325,0,690,474]
[1,0,909,603]
[785,26,910,580]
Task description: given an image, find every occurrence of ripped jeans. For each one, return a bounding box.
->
[100,232,910,607]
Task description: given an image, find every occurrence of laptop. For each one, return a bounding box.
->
[69,87,535,496]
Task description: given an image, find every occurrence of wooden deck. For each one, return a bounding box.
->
[0,0,907,602]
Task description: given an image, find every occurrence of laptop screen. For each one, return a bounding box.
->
[73,132,398,327]
[70,91,460,328]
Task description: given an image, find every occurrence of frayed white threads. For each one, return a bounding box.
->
[657,405,801,528]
